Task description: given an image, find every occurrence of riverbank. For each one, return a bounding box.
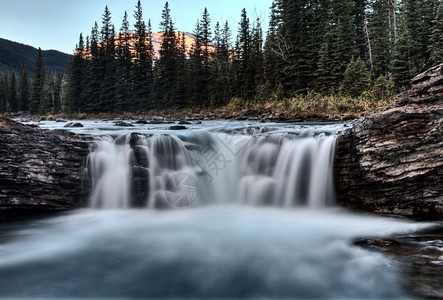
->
[1,92,395,124]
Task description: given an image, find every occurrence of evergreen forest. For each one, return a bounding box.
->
[1,0,443,116]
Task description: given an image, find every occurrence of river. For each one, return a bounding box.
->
[0,119,440,299]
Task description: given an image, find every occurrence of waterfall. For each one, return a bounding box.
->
[87,135,133,209]
[85,128,337,209]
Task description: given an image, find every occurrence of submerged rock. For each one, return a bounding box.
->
[335,64,443,219]
[169,125,187,130]
[134,120,148,124]
[113,121,133,127]
[64,122,84,128]
[354,225,443,299]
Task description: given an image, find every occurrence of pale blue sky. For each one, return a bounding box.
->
[0,0,271,54]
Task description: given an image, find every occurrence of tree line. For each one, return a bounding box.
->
[65,1,266,113]
[1,0,443,115]
[0,48,64,114]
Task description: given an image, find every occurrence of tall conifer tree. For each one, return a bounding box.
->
[19,67,30,112]
[116,11,133,110]
[30,48,45,114]
[100,6,117,112]
[81,22,103,113]
[263,0,284,91]
[67,33,85,113]
[154,2,180,107]
[189,20,204,108]
[235,8,254,99]
[369,0,395,78]
[133,1,154,110]
[0,74,9,113]
[9,72,18,112]
[429,2,443,66]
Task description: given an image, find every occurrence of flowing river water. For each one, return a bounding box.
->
[0,119,441,299]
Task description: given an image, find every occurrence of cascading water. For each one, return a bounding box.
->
[2,120,439,299]
[87,135,133,209]
[85,127,337,209]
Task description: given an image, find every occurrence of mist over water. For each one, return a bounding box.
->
[1,120,437,298]
[0,207,432,299]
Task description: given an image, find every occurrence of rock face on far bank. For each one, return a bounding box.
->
[335,64,443,219]
[0,118,90,212]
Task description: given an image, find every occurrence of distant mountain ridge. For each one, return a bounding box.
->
[0,38,71,76]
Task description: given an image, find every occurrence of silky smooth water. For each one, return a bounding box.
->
[85,123,339,209]
[2,120,436,299]
[0,207,433,299]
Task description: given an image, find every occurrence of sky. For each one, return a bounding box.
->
[0,0,272,54]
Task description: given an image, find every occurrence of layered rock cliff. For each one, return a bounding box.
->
[335,64,443,219]
[0,118,90,212]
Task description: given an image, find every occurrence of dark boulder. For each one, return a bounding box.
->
[169,125,187,130]
[114,121,133,127]
[64,122,84,128]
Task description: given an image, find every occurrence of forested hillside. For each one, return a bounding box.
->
[0,38,70,75]
[2,0,443,116]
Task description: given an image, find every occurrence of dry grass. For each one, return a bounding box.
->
[221,92,395,120]
[7,92,394,122]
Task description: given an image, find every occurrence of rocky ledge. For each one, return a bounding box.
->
[335,64,443,219]
[0,117,90,212]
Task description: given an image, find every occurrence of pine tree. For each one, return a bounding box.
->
[211,21,223,106]
[391,21,413,89]
[354,0,369,64]
[133,0,154,110]
[189,20,204,108]
[83,22,102,113]
[369,0,395,79]
[0,74,8,113]
[67,33,85,113]
[100,6,117,112]
[235,8,256,100]
[331,0,359,87]
[30,48,46,114]
[100,6,114,55]
[211,21,233,106]
[116,11,133,111]
[9,71,19,112]
[372,73,395,101]
[173,32,190,108]
[401,0,438,75]
[200,8,212,68]
[19,67,30,111]
[314,0,358,93]
[263,0,284,92]
[0,74,9,113]
[200,8,212,107]
[339,57,371,97]
[429,2,443,66]
[276,0,300,93]
[421,0,439,69]
[154,2,180,107]
[315,29,337,93]
[251,18,264,100]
